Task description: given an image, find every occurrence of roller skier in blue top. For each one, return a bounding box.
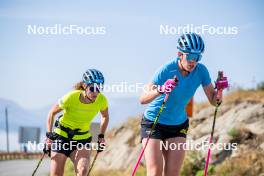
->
[139,32,228,176]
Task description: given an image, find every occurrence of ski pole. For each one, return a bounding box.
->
[131,77,178,176]
[32,152,46,176]
[203,104,219,176]
[204,71,228,176]
[87,151,99,176]
[32,143,52,176]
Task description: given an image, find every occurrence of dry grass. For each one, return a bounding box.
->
[106,115,141,147]
[125,116,141,133]
[125,116,141,147]
[92,165,146,176]
[180,151,204,176]
[106,116,141,138]
[194,101,211,114]
[224,89,264,104]
[214,149,264,176]
[194,89,264,114]
[92,169,126,176]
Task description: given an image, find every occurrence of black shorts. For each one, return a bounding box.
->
[141,117,189,141]
[51,134,92,157]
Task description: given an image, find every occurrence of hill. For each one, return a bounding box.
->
[86,89,264,176]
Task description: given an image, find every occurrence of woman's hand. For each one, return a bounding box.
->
[140,77,178,104]
[43,132,55,156]
[158,78,178,94]
[203,78,228,106]
[97,134,105,152]
[215,75,228,104]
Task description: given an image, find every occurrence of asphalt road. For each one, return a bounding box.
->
[0,158,50,176]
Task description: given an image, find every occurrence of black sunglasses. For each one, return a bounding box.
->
[88,86,100,93]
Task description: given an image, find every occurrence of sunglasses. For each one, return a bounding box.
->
[88,86,100,93]
[184,53,202,62]
[85,83,103,93]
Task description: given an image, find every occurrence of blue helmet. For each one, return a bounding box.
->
[177,33,205,54]
[83,69,104,85]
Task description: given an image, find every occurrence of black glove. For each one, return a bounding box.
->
[43,132,56,157]
[43,143,51,157]
[97,134,105,153]
[46,132,57,140]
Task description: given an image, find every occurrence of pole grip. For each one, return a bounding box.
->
[164,76,178,101]
[216,89,222,103]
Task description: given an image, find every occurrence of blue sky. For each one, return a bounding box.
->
[0,0,263,109]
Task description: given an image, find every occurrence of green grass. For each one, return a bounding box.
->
[227,128,240,138]
[64,159,75,176]
[135,165,147,176]
[195,165,215,176]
